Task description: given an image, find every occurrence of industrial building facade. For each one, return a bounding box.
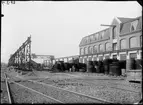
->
[79,16,142,64]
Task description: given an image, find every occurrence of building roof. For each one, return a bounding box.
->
[120,16,142,34]
[79,28,110,46]
[117,17,134,23]
[79,16,142,47]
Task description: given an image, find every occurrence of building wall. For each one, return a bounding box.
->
[79,16,142,63]
[119,31,142,49]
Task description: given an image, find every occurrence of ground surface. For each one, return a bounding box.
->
[1,67,142,104]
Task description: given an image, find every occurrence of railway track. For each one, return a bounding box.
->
[6,73,114,104]
[5,72,141,104]
[8,81,64,103]
[3,74,63,104]
[1,74,12,104]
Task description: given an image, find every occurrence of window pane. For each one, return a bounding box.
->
[80,48,84,55]
[84,47,88,54]
[88,57,92,61]
[86,37,89,43]
[90,35,94,42]
[101,31,104,39]
[93,46,97,53]
[86,47,88,54]
[120,39,126,49]
[88,46,92,54]
[130,53,137,59]
[141,36,142,47]
[93,34,96,41]
[93,57,97,61]
[120,54,126,60]
[98,33,102,40]
[130,37,138,48]
[113,27,117,39]
[131,20,138,31]
[99,56,103,61]
[90,47,93,54]
[105,55,110,59]
[99,44,104,52]
[106,43,112,51]
[95,33,99,40]
[113,43,117,50]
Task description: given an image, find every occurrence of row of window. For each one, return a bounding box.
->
[120,36,142,49]
[79,52,142,63]
[80,36,142,55]
[80,42,112,55]
[81,29,110,45]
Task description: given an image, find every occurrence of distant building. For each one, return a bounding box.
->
[79,16,142,63]
[31,54,54,66]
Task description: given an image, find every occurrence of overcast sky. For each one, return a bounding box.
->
[1,1,142,63]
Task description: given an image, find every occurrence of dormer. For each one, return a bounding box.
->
[120,16,142,35]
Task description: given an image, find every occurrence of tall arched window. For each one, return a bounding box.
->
[113,27,117,39]
[80,48,84,55]
[105,42,111,51]
[101,31,104,39]
[88,46,90,54]
[140,36,142,47]
[93,34,96,41]
[98,33,102,40]
[129,37,138,48]
[84,47,88,55]
[95,33,99,40]
[84,47,86,55]
[90,35,94,42]
[88,46,93,54]
[120,39,126,49]
[93,45,98,53]
[99,44,104,52]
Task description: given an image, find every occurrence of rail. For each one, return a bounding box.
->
[4,73,12,104]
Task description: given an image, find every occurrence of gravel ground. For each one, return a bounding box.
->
[59,72,141,90]
[66,72,126,80]
[40,77,141,104]
[17,81,105,103]
[40,74,141,92]
[9,82,61,103]
[74,78,141,93]
[5,71,142,104]
[1,81,9,103]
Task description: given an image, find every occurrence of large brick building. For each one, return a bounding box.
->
[79,16,142,63]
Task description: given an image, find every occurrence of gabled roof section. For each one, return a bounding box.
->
[136,16,142,30]
[120,16,142,34]
[117,17,134,23]
[79,36,87,47]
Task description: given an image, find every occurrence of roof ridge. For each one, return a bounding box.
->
[117,17,134,19]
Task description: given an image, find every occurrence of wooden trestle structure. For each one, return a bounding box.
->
[8,36,32,71]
